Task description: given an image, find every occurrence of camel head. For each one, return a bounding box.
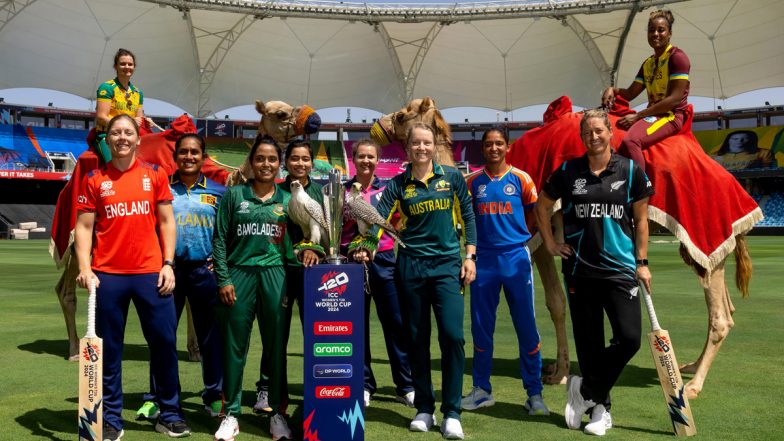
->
[372,96,455,166]
[255,100,321,145]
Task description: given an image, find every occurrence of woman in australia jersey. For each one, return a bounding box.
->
[536,109,654,436]
[601,9,690,172]
[356,123,476,440]
[74,114,188,440]
[94,48,145,163]
[211,135,293,441]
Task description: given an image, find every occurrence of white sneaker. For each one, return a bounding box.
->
[565,375,596,430]
[253,389,272,414]
[395,391,415,408]
[584,404,612,436]
[364,389,371,408]
[270,414,292,441]
[409,413,436,432]
[460,386,495,410]
[214,416,239,441]
[440,418,465,440]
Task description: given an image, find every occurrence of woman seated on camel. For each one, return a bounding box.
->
[601,9,690,172]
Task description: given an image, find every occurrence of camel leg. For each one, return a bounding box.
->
[680,263,734,399]
[534,245,569,385]
[56,253,80,361]
[185,299,201,362]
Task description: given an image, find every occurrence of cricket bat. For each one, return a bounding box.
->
[641,283,696,436]
[78,278,102,441]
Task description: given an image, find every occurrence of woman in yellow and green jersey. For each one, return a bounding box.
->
[601,9,690,173]
[94,48,145,162]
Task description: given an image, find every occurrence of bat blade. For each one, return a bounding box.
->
[648,328,696,436]
[78,282,102,441]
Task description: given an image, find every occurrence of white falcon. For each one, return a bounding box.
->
[346,182,406,248]
[288,180,329,249]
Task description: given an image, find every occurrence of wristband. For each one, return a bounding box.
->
[163,259,176,269]
[635,259,648,266]
[465,253,477,262]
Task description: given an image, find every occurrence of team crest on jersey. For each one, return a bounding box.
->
[435,179,451,192]
[403,184,417,199]
[476,185,487,199]
[142,175,152,192]
[273,204,285,217]
[572,178,587,195]
[610,180,626,192]
[503,183,516,196]
[99,90,108,97]
[100,180,115,198]
[238,201,250,214]
[200,194,218,207]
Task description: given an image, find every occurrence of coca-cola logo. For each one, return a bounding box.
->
[316,386,350,399]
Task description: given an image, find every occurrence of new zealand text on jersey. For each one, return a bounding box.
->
[409,197,451,215]
[575,203,624,219]
[104,200,150,219]
[236,222,284,239]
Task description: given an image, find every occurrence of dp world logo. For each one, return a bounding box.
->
[318,271,349,297]
[314,343,352,357]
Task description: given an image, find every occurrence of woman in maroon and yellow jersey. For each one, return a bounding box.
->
[601,9,690,172]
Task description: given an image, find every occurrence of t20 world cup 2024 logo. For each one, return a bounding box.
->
[314,272,353,313]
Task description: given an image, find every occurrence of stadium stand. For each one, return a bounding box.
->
[0,204,55,239]
[756,193,784,227]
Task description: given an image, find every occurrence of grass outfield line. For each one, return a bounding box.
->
[0,238,782,440]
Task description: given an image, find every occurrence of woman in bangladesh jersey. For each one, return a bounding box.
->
[211,135,293,441]
[601,9,690,173]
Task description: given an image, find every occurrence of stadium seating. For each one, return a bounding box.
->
[756,193,784,227]
[0,204,55,239]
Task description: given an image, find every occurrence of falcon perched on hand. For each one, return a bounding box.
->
[346,182,406,248]
[288,180,329,248]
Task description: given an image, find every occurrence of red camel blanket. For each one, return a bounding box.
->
[50,115,232,265]
[507,96,762,272]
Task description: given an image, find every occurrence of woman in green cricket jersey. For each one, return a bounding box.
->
[355,123,476,440]
[211,135,293,441]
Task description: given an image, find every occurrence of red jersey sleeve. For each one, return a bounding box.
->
[668,48,691,79]
[76,171,98,213]
[154,166,174,204]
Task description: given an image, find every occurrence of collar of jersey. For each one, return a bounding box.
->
[578,151,621,174]
[282,175,313,191]
[483,164,512,180]
[170,172,206,189]
[242,180,282,204]
[345,175,381,191]
[112,77,137,93]
[649,44,673,63]
[106,157,139,173]
[404,160,443,184]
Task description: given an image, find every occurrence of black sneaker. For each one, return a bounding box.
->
[103,424,125,441]
[155,419,191,438]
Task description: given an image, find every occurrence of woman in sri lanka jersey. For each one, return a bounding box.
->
[601,9,690,173]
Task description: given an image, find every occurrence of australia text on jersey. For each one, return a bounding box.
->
[409,197,451,215]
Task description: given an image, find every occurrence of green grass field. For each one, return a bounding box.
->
[0,238,782,440]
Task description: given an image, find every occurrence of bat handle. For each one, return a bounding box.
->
[641,283,662,332]
[86,278,97,339]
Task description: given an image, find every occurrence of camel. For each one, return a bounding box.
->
[51,101,321,361]
[371,97,456,167]
[506,96,763,398]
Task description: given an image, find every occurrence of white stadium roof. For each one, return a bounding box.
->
[1,0,782,117]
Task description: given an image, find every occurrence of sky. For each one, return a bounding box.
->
[2,86,783,124]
